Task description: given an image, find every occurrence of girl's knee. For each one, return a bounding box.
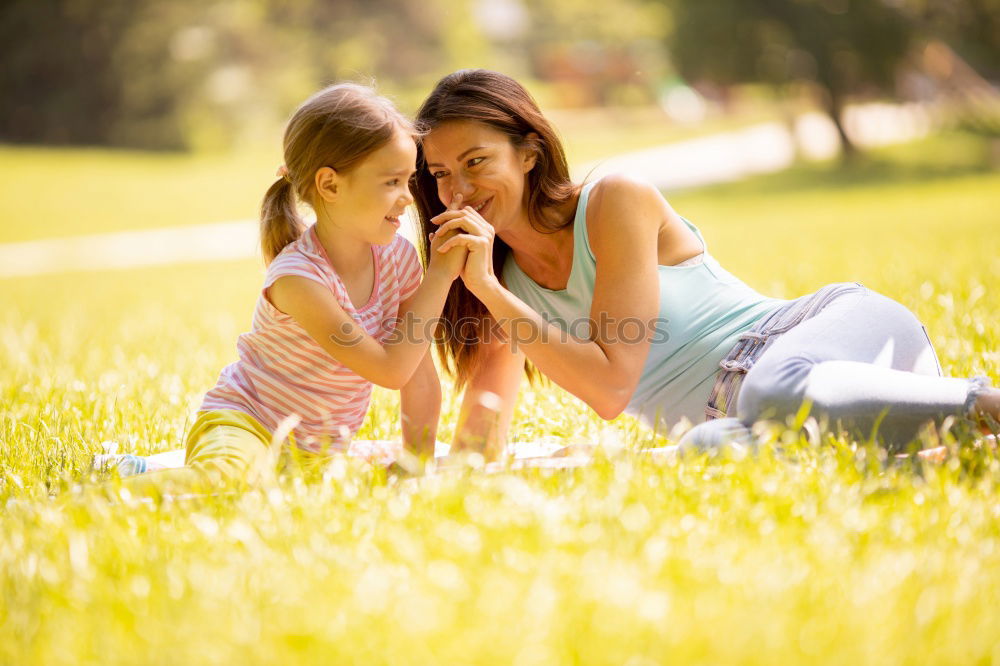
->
[187,441,270,486]
[187,423,271,485]
[188,453,253,486]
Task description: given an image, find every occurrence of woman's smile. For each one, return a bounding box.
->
[467,197,493,218]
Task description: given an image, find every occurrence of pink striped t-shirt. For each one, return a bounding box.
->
[200,225,423,451]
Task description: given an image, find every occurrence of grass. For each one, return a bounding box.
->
[1,131,999,665]
[0,147,276,244]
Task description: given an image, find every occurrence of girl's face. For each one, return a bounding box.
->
[421,120,536,234]
[324,126,417,245]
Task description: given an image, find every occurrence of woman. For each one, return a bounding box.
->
[411,69,997,458]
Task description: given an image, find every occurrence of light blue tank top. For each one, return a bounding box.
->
[502,180,785,429]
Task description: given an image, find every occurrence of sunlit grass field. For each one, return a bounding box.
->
[2,132,999,665]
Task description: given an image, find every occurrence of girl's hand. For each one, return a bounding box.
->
[428,227,468,281]
[431,199,499,295]
[427,193,470,281]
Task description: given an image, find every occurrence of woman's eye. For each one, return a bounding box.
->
[467,157,485,168]
[431,171,447,180]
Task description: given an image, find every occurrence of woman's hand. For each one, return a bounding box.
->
[431,195,499,295]
[431,176,664,421]
[426,194,470,281]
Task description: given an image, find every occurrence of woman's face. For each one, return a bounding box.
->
[421,120,536,233]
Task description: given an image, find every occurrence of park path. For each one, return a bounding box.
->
[0,103,931,278]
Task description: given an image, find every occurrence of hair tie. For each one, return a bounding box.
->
[276,165,291,183]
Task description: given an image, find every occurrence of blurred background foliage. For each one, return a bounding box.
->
[1,0,997,152]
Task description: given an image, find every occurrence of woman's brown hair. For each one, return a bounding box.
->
[411,69,580,389]
[260,83,415,265]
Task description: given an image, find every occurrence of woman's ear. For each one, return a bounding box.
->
[521,132,540,173]
[314,167,339,203]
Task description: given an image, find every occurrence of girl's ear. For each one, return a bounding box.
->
[521,132,540,173]
[314,167,339,203]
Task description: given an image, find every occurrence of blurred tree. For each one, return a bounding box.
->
[0,0,169,146]
[0,0,463,149]
[262,0,468,112]
[894,0,1000,135]
[517,0,670,106]
[0,0,679,150]
[899,0,999,79]
[0,0,257,149]
[663,0,915,158]
[2,0,994,151]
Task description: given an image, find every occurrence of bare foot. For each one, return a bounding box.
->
[895,445,949,463]
[975,433,997,450]
[550,443,596,458]
[917,446,949,463]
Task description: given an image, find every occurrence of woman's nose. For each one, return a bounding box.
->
[451,175,475,204]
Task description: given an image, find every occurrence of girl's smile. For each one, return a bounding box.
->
[319,126,417,246]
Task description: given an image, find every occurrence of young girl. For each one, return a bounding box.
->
[114,83,465,495]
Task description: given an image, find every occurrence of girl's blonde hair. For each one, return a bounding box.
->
[260,83,415,265]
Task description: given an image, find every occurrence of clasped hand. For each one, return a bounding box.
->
[428,193,498,294]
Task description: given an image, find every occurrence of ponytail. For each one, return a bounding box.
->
[260,176,306,265]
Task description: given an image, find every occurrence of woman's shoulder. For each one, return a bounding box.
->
[587,173,664,211]
[584,174,669,252]
[587,175,705,266]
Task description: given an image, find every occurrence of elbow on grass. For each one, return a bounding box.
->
[590,391,630,421]
[586,367,639,421]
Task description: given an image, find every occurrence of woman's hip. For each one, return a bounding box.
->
[706,282,940,420]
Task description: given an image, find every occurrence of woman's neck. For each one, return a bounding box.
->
[498,197,579,282]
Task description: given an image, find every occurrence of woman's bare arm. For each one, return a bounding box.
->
[451,336,524,460]
[399,350,441,457]
[434,175,663,419]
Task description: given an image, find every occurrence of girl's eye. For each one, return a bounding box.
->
[387,179,399,186]
[467,157,485,168]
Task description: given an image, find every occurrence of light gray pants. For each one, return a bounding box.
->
[680,285,989,451]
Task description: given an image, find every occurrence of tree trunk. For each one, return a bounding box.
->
[823,86,858,162]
